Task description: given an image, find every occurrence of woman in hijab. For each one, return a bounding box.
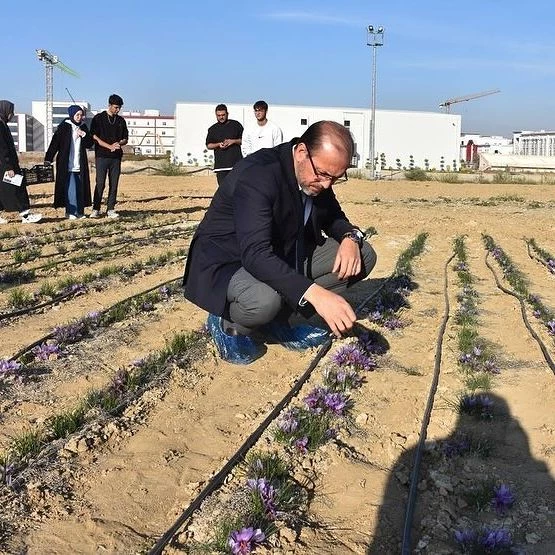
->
[45,105,94,219]
[0,100,43,224]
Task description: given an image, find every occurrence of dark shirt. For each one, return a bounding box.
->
[206,119,243,171]
[90,111,129,159]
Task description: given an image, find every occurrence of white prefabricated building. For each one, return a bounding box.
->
[174,102,461,171]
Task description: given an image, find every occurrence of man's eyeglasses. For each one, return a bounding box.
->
[305,146,348,185]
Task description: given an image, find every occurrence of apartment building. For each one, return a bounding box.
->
[124,109,175,156]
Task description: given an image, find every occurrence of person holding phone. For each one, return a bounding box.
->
[0,100,42,224]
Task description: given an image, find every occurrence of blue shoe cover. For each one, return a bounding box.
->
[206,314,265,364]
[261,320,330,351]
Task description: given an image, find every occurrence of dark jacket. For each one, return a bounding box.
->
[0,119,30,212]
[45,120,94,209]
[183,140,356,318]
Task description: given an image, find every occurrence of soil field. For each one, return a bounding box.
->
[0,173,553,555]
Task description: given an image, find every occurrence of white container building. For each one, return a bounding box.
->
[174,102,461,171]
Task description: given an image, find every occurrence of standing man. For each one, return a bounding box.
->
[241,100,283,157]
[184,121,376,364]
[90,94,128,218]
[206,104,243,186]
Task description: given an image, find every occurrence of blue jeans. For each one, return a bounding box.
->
[67,172,83,216]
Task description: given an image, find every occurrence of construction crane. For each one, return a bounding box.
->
[36,49,79,147]
[439,89,500,113]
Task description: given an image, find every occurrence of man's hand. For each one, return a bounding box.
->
[332,238,362,280]
[303,284,357,337]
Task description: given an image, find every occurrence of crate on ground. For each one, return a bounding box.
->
[21,164,54,185]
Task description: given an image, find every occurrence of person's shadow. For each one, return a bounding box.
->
[367,393,555,554]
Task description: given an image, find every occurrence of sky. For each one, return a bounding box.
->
[5,0,555,137]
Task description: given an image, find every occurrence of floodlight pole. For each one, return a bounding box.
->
[367,25,384,179]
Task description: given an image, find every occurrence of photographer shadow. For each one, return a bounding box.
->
[367,393,554,554]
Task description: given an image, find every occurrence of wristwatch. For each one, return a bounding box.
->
[342,228,365,248]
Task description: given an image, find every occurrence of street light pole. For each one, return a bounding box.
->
[367,25,384,179]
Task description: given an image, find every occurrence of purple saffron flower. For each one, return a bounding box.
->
[442,435,471,458]
[548,259,555,274]
[294,436,309,454]
[357,332,386,355]
[492,484,515,514]
[479,528,512,551]
[228,527,265,555]
[454,528,476,549]
[277,409,299,434]
[60,283,86,296]
[32,342,62,361]
[53,321,86,345]
[247,478,277,519]
[331,343,376,371]
[0,460,15,488]
[110,368,129,396]
[83,311,102,327]
[323,391,349,415]
[0,359,22,378]
[546,320,555,336]
[159,285,171,298]
[303,386,328,413]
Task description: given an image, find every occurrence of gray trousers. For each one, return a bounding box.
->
[227,238,377,332]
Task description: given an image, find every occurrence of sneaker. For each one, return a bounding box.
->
[107,210,119,219]
[21,212,43,224]
[206,314,265,364]
[0,217,7,224]
[260,320,330,351]
[89,210,101,218]
[76,214,87,220]
[68,214,77,220]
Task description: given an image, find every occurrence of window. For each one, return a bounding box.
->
[301,118,308,126]
[162,121,167,126]
[344,120,350,127]
[162,131,166,135]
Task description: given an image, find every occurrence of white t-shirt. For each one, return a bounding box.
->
[241,119,283,156]
[68,120,82,172]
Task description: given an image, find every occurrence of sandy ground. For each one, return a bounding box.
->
[0,173,553,554]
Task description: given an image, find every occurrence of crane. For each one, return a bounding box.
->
[439,89,500,113]
[36,49,79,147]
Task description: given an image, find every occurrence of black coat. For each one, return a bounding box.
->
[45,121,94,209]
[183,140,356,318]
[0,120,30,212]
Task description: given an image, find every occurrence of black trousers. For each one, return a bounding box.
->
[216,170,230,187]
[93,157,121,211]
[226,238,377,330]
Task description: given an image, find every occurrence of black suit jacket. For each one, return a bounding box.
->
[183,140,356,317]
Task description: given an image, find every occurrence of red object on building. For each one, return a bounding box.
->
[465,140,478,164]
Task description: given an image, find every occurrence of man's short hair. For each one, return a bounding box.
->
[300,121,354,160]
[215,104,228,112]
[253,100,268,111]
[109,94,124,107]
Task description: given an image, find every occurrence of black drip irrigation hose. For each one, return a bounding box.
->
[120,166,213,175]
[401,253,454,554]
[0,216,185,254]
[485,253,555,375]
[0,288,80,322]
[526,242,553,273]
[148,277,391,554]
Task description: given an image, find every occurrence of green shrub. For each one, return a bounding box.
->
[404,168,428,181]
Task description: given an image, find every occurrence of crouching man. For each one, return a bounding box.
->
[183,121,376,364]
